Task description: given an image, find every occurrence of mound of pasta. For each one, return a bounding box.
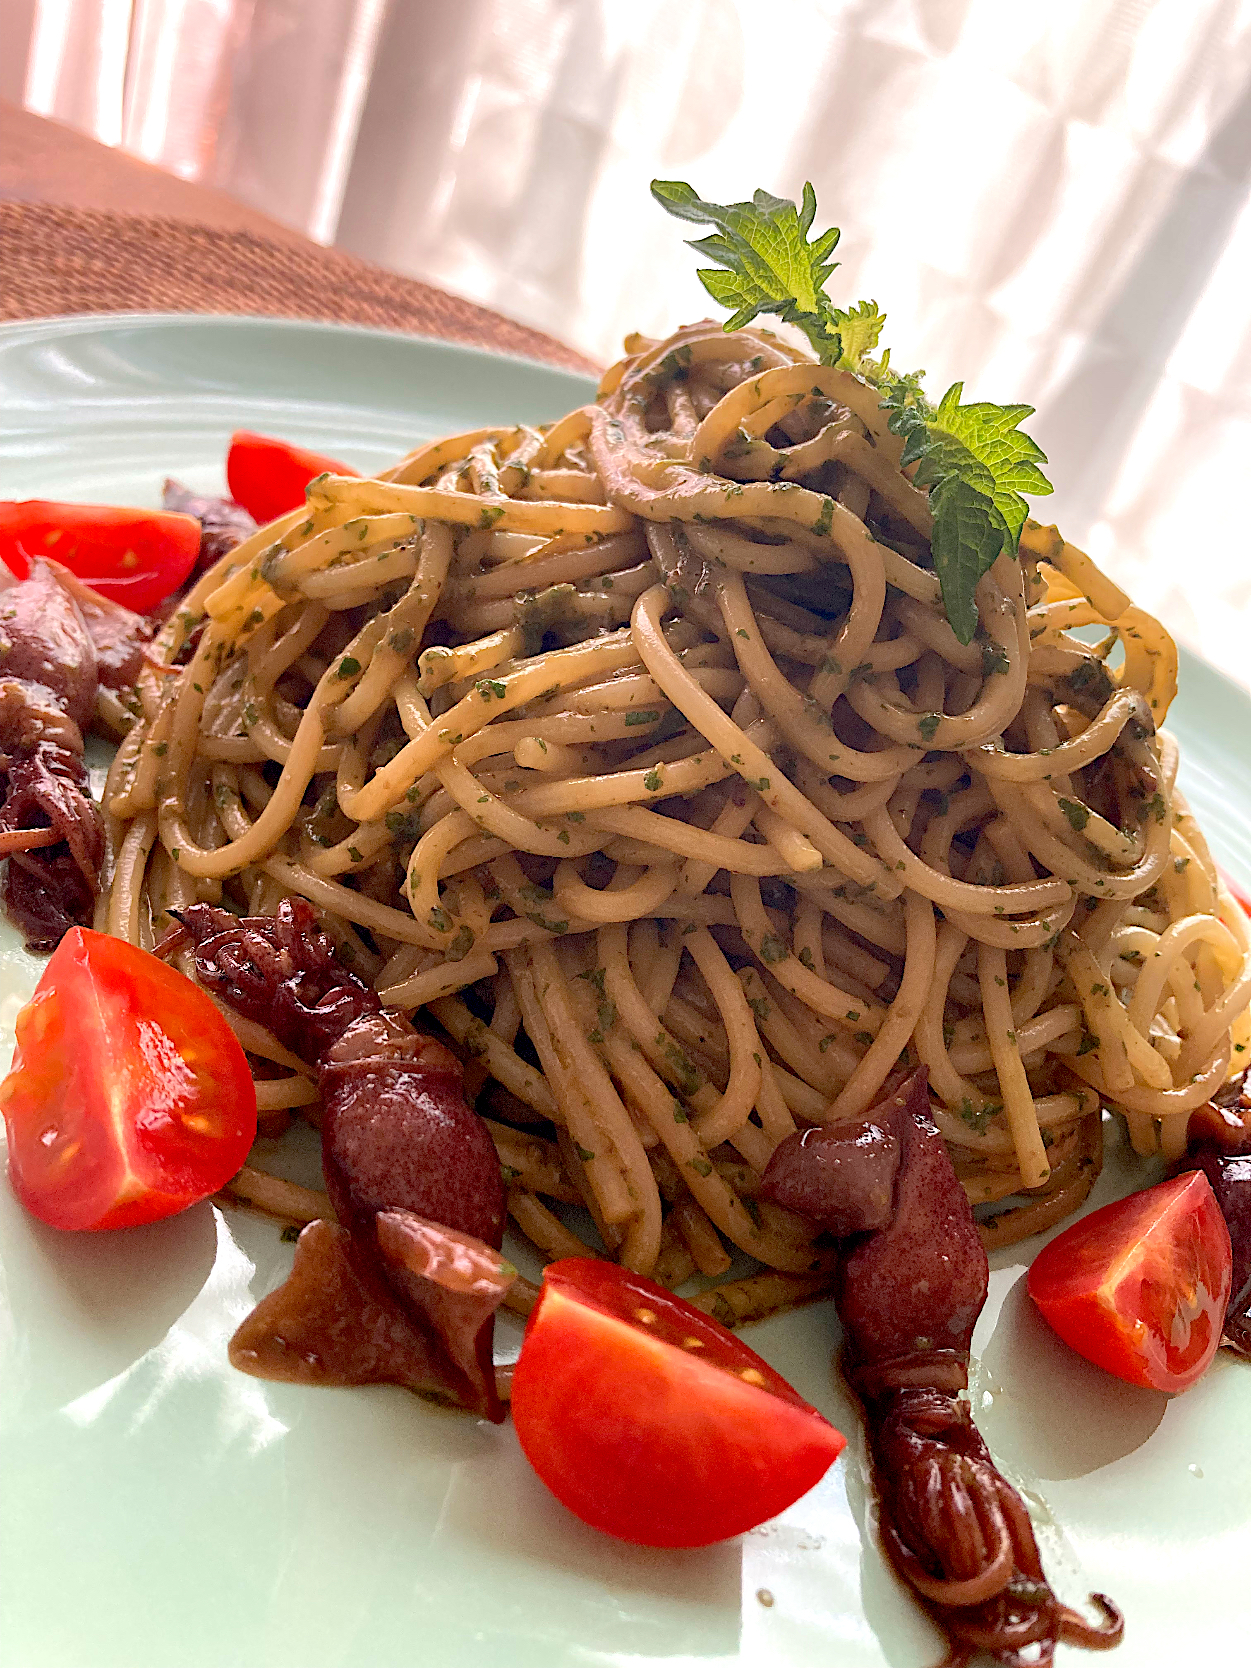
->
[99,319,1251,1302]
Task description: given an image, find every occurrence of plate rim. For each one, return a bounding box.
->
[0,306,1248,1668]
[0,309,602,389]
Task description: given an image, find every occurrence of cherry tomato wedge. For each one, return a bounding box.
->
[509,1258,845,1546]
[1027,1171,1232,1393]
[1219,866,1251,919]
[0,928,256,1231]
[226,431,359,525]
[0,500,200,613]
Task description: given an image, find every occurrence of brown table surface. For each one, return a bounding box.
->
[0,102,595,372]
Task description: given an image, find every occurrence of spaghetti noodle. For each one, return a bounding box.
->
[96,319,1251,1298]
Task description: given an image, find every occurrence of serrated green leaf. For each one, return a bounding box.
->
[932,382,1053,549]
[929,476,1010,644]
[649,177,840,358]
[798,180,818,236]
[650,178,1055,649]
[650,179,712,223]
[746,198,819,313]
[698,267,769,331]
[686,231,736,267]
[878,365,930,415]
[911,430,997,501]
[885,380,1053,640]
[687,230,775,294]
[752,186,795,219]
[829,298,885,369]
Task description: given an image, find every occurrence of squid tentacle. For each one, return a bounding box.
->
[1058,1594,1126,1651]
[759,1068,1123,1666]
[162,897,510,1420]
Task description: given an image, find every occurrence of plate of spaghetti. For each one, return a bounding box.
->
[1,187,1249,1668]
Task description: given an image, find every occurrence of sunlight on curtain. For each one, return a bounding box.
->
[8,0,1251,682]
[12,0,389,227]
[20,0,135,144]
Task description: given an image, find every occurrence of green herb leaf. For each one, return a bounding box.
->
[651,179,1053,646]
[884,380,1051,643]
[828,297,886,367]
[930,383,1052,552]
[650,179,843,352]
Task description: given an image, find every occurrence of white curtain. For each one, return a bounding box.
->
[6,0,1251,683]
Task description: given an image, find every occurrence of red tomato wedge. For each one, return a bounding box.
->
[1219,866,1251,918]
[0,929,256,1231]
[1027,1171,1232,1393]
[510,1258,845,1546]
[0,500,200,612]
[226,431,359,525]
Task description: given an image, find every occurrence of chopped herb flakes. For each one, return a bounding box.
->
[446,925,475,961]
[1058,797,1090,833]
[981,640,1010,676]
[957,1098,998,1135]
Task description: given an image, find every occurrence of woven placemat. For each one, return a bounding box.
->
[0,201,596,372]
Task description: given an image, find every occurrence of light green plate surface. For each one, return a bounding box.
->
[0,315,1247,1668]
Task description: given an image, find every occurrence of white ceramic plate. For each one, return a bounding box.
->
[0,315,1246,1668]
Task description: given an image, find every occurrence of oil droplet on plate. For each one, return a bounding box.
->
[1019,1486,1055,1527]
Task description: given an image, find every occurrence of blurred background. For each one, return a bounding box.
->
[3,0,1251,681]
